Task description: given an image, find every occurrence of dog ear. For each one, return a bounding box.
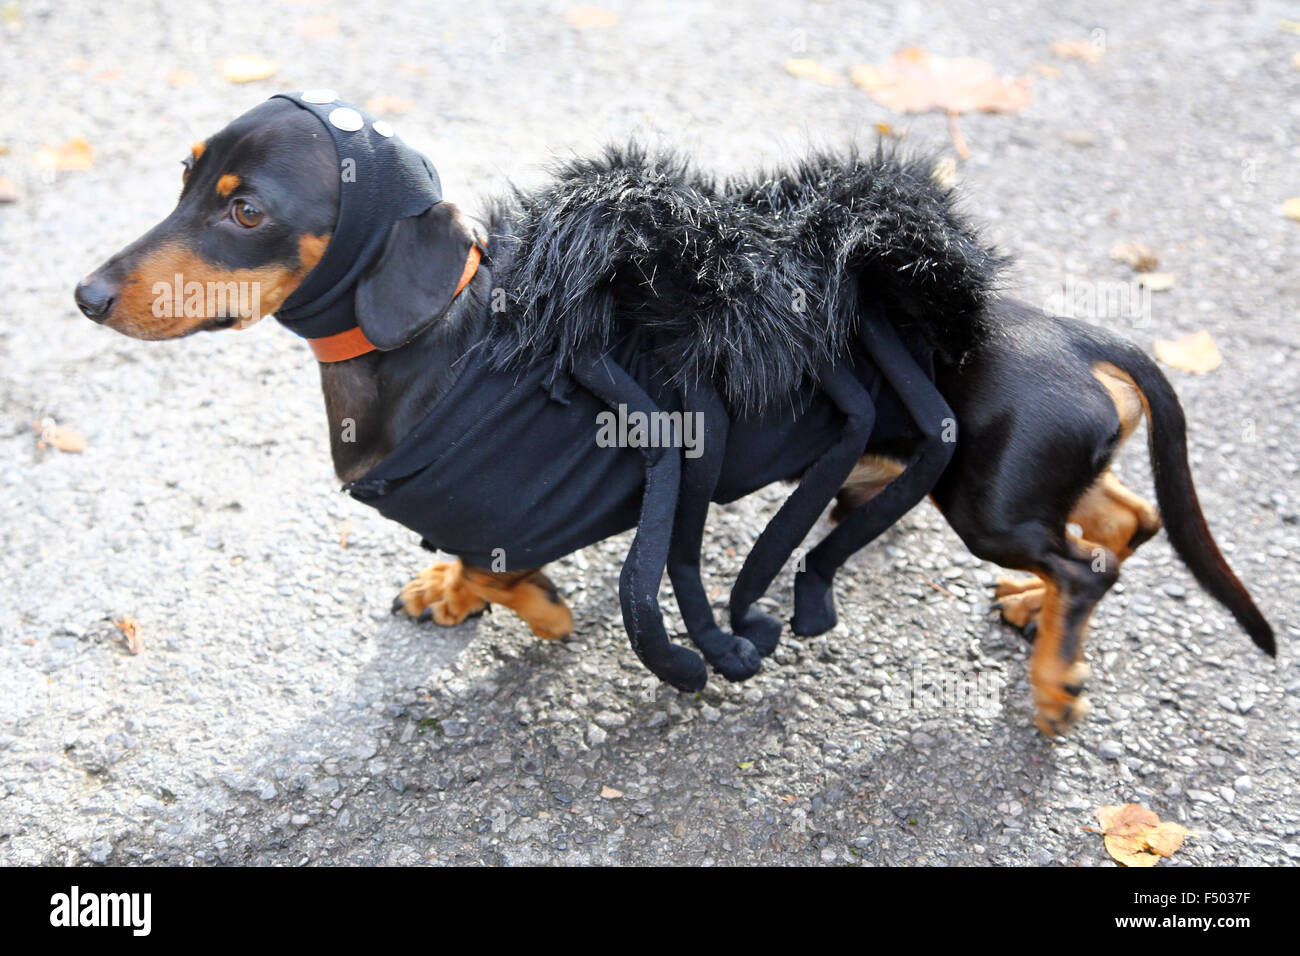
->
[355,202,483,351]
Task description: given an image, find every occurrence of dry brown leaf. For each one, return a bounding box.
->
[296,15,339,39]
[1138,271,1176,292]
[33,137,94,172]
[850,48,1033,115]
[600,785,623,799]
[115,616,144,655]
[219,54,279,84]
[1283,197,1300,222]
[365,95,414,116]
[1096,804,1192,866]
[1154,330,1222,374]
[1110,240,1159,272]
[167,69,197,89]
[1051,39,1104,65]
[0,175,18,203]
[785,58,844,86]
[34,420,87,452]
[565,5,618,29]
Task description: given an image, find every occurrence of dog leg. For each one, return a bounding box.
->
[393,560,572,640]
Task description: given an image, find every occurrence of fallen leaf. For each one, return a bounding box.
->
[1154,330,1222,374]
[219,54,279,84]
[1110,240,1159,272]
[600,785,623,799]
[0,175,18,203]
[296,15,339,39]
[1138,271,1176,292]
[785,57,844,86]
[1096,804,1192,866]
[115,616,145,655]
[339,520,353,549]
[1051,39,1104,65]
[34,419,87,452]
[364,95,414,115]
[931,156,958,189]
[1061,128,1097,147]
[850,48,1033,114]
[32,137,94,172]
[565,5,617,29]
[875,121,899,137]
[1283,197,1300,222]
[167,69,198,89]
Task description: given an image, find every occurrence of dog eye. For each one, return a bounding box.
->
[232,200,264,228]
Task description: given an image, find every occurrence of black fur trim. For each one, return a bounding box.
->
[484,142,1005,413]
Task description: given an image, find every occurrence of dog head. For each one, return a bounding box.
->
[75,92,482,351]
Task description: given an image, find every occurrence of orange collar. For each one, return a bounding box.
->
[307,246,483,363]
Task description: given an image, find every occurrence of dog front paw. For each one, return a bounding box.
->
[392,560,488,627]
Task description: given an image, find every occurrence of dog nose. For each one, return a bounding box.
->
[74,275,117,323]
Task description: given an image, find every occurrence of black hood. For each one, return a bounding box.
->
[270,90,444,339]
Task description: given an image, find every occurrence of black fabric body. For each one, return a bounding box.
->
[271,92,444,339]
[322,138,991,691]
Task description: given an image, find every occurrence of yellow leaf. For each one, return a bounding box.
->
[565,5,617,29]
[1051,39,1104,65]
[219,54,279,84]
[32,137,94,172]
[115,616,144,655]
[34,420,86,452]
[1110,240,1159,272]
[785,58,844,86]
[1096,803,1191,866]
[850,48,1033,115]
[1138,271,1176,292]
[1155,330,1222,374]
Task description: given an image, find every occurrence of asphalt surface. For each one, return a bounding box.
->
[1,0,1297,866]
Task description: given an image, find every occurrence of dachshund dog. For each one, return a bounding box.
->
[76,94,1274,735]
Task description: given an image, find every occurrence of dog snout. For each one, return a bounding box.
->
[74,273,118,323]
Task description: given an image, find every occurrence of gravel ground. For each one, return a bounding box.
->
[1,0,1297,866]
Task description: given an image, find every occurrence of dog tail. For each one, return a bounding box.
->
[1102,340,1275,655]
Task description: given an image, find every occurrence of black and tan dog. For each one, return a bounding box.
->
[75,94,1274,735]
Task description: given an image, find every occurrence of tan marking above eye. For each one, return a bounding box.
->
[216,173,240,196]
[191,141,206,161]
[298,233,331,271]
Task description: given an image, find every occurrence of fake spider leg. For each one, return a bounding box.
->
[727,363,877,655]
[791,315,957,636]
[571,352,709,692]
[665,381,763,680]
